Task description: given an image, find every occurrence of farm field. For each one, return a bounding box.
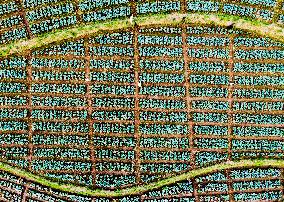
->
[0,0,284,201]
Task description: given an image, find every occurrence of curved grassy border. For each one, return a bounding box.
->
[0,12,284,57]
[1,159,284,197]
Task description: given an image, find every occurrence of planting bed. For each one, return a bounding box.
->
[1,0,284,45]
[0,22,283,194]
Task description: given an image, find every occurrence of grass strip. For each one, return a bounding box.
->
[0,12,284,57]
[1,159,284,197]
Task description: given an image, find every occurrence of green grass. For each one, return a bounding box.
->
[0,12,283,57]
[1,159,284,197]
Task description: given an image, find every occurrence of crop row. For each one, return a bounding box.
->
[90,32,133,45]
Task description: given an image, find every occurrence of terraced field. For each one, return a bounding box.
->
[0,0,284,201]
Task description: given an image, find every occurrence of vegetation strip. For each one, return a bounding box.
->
[1,159,284,197]
[0,12,284,58]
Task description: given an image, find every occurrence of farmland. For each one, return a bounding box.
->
[0,0,284,201]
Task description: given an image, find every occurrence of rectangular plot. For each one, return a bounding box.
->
[95,174,135,188]
[140,111,188,122]
[92,97,135,108]
[223,3,257,18]
[31,109,88,120]
[198,182,228,193]
[233,89,284,99]
[31,58,86,69]
[232,139,284,151]
[189,61,228,72]
[140,86,186,97]
[23,0,62,8]
[90,71,134,82]
[0,69,26,79]
[79,0,130,10]
[0,57,27,69]
[140,72,184,83]
[194,138,228,149]
[187,0,219,12]
[92,110,134,121]
[140,124,188,135]
[96,162,134,172]
[233,113,283,124]
[139,26,182,34]
[232,179,281,191]
[0,133,28,145]
[26,3,75,22]
[32,96,87,107]
[95,149,135,160]
[92,84,135,95]
[190,74,229,85]
[233,101,284,111]
[233,62,284,73]
[193,112,228,123]
[233,126,284,137]
[32,70,85,81]
[141,150,190,161]
[32,121,89,133]
[32,134,89,146]
[188,48,229,59]
[194,125,228,136]
[140,59,184,71]
[0,82,27,93]
[90,59,134,70]
[192,100,229,110]
[93,123,134,134]
[33,148,90,159]
[31,83,86,94]
[138,35,182,45]
[1,147,28,157]
[0,121,27,131]
[234,191,281,201]
[195,151,228,166]
[140,137,189,148]
[0,109,28,119]
[234,75,284,86]
[90,46,134,56]
[137,0,181,14]
[140,162,190,173]
[234,49,284,60]
[140,46,182,57]
[139,98,186,109]
[93,136,136,147]
[230,168,281,179]
[190,87,228,97]
[234,36,282,47]
[82,6,131,22]
[30,15,77,35]
[187,36,229,46]
[31,160,92,171]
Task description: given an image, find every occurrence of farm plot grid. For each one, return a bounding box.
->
[0,24,283,190]
[1,165,284,201]
[1,0,284,45]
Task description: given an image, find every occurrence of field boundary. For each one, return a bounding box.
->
[0,12,284,58]
[1,159,284,197]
